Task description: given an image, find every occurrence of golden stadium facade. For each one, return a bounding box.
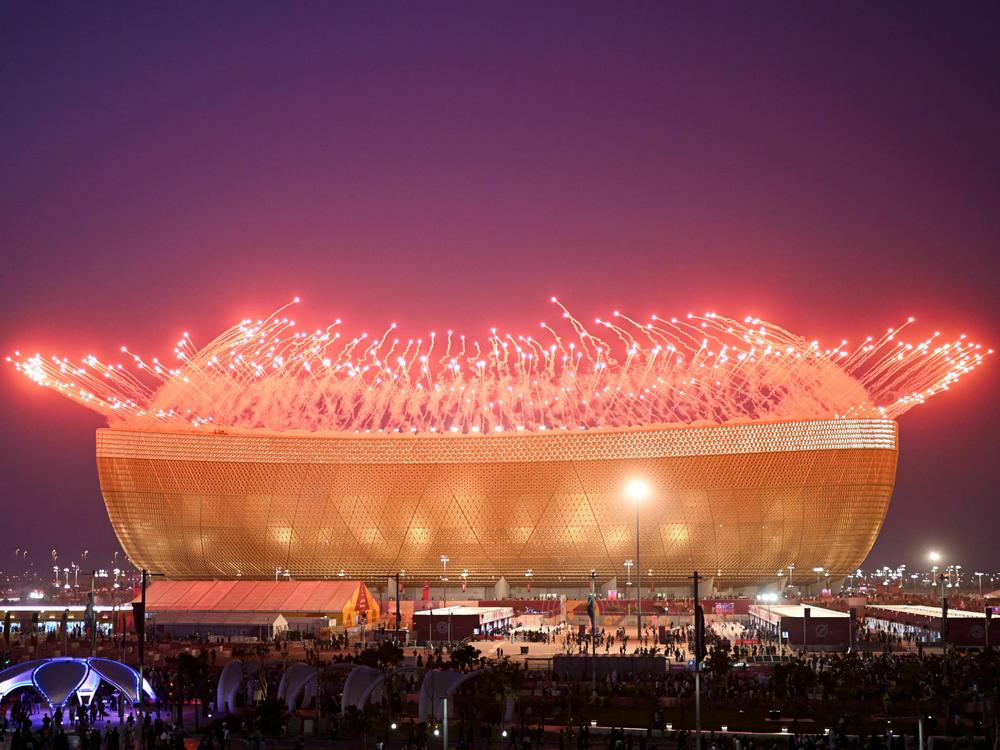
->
[95,417,897,586]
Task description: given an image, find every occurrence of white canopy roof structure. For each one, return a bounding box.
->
[0,658,155,708]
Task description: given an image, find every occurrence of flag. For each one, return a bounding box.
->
[694,604,706,663]
[131,602,145,639]
[422,581,430,601]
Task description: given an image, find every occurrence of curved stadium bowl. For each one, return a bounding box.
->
[96,418,897,587]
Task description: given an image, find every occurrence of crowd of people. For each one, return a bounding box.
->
[1,611,998,750]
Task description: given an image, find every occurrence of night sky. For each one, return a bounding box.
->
[2,3,998,576]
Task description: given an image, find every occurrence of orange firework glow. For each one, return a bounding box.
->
[7,299,991,434]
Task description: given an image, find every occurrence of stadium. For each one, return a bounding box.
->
[96,418,897,586]
[10,300,988,591]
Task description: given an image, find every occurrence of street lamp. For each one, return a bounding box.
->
[756,592,780,645]
[928,551,947,599]
[625,478,650,642]
[813,567,825,594]
[975,572,984,601]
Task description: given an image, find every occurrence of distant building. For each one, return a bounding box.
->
[138,579,381,640]
[412,606,513,643]
[864,603,997,647]
[749,603,852,648]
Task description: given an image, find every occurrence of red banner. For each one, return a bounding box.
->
[356,584,369,613]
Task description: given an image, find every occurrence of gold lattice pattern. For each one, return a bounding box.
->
[96,419,898,585]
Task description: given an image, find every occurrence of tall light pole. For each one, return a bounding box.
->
[440,554,450,644]
[624,559,633,622]
[589,569,597,694]
[626,479,650,642]
[928,550,941,578]
[395,571,403,632]
[112,567,121,657]
[980,573,991,649]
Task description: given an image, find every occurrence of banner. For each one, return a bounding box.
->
[131,602,145,639]
[356,584,369,613]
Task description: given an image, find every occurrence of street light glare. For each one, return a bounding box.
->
[928,550,941,562]
[625,478,651,500]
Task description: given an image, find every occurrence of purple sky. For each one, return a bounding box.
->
[2,3,998,577]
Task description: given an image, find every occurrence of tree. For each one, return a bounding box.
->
[375,640,404,668]
[480,658,523,721]
[706,644,732,693]
[255,697,289,747]
[448,643,482,671]
[174,652,210,729]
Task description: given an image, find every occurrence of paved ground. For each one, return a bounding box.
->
[465,635,698,664]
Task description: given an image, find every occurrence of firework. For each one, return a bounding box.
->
[8,299,991,434]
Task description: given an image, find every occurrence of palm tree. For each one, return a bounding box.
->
[175,652,210,730]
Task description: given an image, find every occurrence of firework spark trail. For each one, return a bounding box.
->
[7,299,991,435]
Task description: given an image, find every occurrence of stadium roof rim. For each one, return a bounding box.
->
[97,418,898,465]
[103,416,895,441]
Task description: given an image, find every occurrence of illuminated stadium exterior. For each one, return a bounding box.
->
[96,417,897,586]
[12,301,987,589]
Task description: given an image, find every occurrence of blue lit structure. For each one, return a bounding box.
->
[0,657,155,709]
